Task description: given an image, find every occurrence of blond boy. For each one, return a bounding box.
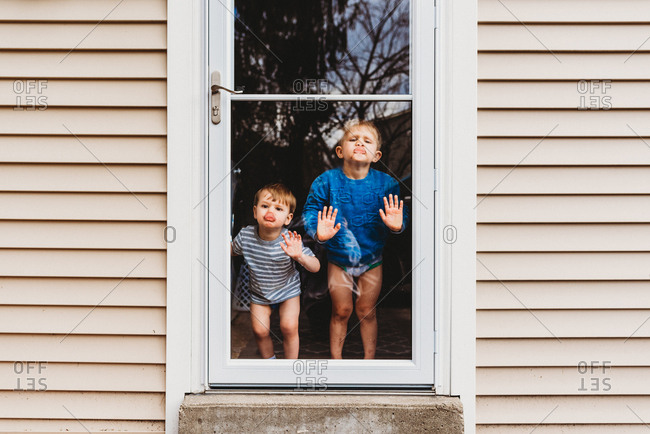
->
[303,120,409,359]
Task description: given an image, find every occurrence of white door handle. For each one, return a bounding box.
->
[211,71,242,124]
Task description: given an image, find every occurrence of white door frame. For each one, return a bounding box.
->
[166,0,476,431]
[207,0,435,387]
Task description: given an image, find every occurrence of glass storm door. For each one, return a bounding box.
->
[208,0,435,387]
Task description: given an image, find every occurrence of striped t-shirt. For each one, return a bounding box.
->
[232,226,315,305]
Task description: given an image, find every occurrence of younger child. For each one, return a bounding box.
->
[303,119,409,359]
[231,183,320,359]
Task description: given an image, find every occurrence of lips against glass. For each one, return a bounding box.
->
[253,195,292,228]
[338,127,379,162]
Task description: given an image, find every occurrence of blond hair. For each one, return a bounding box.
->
[339,119,382,150]
[254,183,297,213]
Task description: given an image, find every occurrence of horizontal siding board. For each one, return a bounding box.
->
[0,249,165,278]
[0,108,166,135]
[0,306,165,335]
[0,221,166,249]
[477,338,650,367]
[476,195,650,223]
[4,363,164,392]
[0,391,164,419]
[478,167,650,194]
[479,81,648,109]
[0,52,166,78]
[0,136,166,164]
[477,252,650,280]
[478,224,650,252]
[476,396,650,424]
[4,164,165,193]
[0,419,163,432]
[478,0,650,23]
[477,367,646,395]
[479,110,650,137]
[0,334,165,363]
[477,310,650,338]
[1,80,167,107]
[0,193,166,221]
[0,23,166,50]
[0,164,166,192]
[479,53,650,80]
[479,24,650,51]
[478,138,650,165]
[477,281,650,309]
[0,277,166,306]
[0,0,166,21]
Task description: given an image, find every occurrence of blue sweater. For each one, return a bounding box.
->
[302,167,410,267]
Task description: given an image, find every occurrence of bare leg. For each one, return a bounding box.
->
[279,296,301,359]
[249,303,274,359]
[328,263,354,359]
[355,266,383,359]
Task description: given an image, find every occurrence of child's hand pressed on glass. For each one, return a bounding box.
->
[379,194,404,232]
[316,206,341,242]
[280,231,321,273]
[280,231,305,260]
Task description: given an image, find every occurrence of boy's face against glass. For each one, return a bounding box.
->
[337,126,382,164]
[253,191,293,229]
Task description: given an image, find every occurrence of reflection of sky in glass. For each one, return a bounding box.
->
[322,101,411,148]
[234,0,410,95]
[327,0,410,95]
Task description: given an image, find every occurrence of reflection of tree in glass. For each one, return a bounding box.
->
[231,2,413,346]
[233,1,348,225]
[330,0,410,102]
[234,0,409,96]
[326,0,411,173]
[234,1,350,94]
[232,0,411,230]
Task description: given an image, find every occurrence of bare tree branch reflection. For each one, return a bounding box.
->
[230,1,412,359]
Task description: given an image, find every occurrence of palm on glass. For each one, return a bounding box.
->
[280,231,304,260]
[379,194,403,232]
[316,206,341,242]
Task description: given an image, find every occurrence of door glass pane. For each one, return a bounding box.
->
[233,0,410,94]
[229,101,412,360]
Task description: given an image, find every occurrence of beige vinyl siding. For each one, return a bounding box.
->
[0,222,167,249]
[0,0,166,431]
[0,136,167,163]
[477,0,650,431]
[0,80,167,107]
[0,23,166,49]
[0,0,166,21]
[479,0,650,22]
[0,193,166,220]
[0,52,166,78]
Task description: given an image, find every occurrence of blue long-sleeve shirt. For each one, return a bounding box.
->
[302,167,410,267]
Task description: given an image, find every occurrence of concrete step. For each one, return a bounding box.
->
[179,393,463,433]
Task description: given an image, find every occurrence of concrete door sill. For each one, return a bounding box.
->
[180,393,463,433]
